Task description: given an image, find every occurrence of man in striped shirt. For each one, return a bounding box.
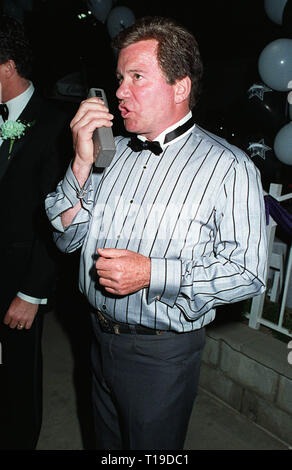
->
[45,17,267,450]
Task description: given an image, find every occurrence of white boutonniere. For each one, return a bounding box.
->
[0,119,35,159]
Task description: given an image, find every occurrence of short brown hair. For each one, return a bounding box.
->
[112,16,203,109]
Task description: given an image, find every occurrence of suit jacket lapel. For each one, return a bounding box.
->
[0,91,42,181]
[0,135,12,180]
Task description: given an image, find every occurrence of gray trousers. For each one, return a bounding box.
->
[91,313,205,450]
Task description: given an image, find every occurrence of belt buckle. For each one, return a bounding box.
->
[97,310,112,332]
[97,310,120,334]
[113,324,120,335]
[97,310,107,323]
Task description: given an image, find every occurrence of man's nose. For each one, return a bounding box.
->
[116,80,130,99]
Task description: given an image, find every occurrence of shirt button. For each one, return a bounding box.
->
[102,304,106,310]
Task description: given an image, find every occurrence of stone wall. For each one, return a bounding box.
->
[199,321,292,446]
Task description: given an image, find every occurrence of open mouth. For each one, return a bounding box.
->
[119,103,132,119]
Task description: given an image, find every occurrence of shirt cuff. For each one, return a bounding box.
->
[61,162,93,207]
[147,258,182,307]
[17,292,48,305]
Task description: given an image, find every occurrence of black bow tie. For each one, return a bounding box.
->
[0,103,9,122]
[127,114,196,155]
[127,135,163,155]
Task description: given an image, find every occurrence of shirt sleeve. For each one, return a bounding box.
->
[17,292,47,305]
[45,162,95,253]
[148,258,182,304]
[148,157,267,319]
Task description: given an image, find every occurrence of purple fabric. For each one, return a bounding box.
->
[264,195,292,237]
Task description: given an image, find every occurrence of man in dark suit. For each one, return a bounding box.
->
[0,15,71,449]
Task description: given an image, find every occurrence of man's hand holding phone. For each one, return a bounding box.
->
[70,95,114,170]
[62,90,115,228]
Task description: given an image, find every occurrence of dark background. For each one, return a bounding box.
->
[2,0,292,192]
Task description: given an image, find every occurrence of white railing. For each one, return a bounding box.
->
[245,183,292,338]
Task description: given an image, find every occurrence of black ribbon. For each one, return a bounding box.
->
[0,103,9,122]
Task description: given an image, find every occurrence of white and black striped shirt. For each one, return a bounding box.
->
[46,120,267,332]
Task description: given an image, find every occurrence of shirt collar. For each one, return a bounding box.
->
[2,81,34,122]
[138,111,195,147]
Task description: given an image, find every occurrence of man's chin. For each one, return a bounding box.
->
[124,119,139,135]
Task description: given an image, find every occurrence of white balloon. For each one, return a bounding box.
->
[258,39,292,91]
[107,6,135,39]
[274,122,292,165]
[264,0,288,25]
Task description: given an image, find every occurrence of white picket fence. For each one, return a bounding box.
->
[245,183,292,338]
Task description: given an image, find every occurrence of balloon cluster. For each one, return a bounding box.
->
[87,0,135,39]
[258,0,292,165]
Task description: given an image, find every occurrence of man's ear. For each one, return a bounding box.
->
[3,60,16,78]
[174,76,191,104]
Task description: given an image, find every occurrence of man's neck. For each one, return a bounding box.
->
[2,77,30,103]
[139,111,193,145]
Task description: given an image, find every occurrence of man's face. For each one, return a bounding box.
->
[116,39,178,141]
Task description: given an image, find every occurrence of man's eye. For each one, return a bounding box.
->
[134,74,142,80]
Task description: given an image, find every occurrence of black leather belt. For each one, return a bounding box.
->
[95,309,171,335]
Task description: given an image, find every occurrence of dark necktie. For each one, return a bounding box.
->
[127,114,196,155]
[0,103,9,122]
